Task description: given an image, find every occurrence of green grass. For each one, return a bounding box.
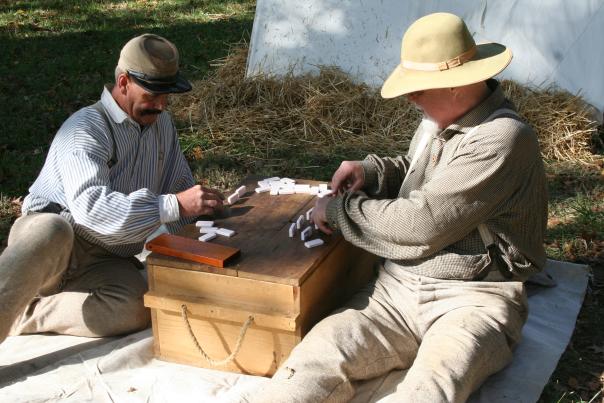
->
[0,0,255,195]
[0,2,603,402]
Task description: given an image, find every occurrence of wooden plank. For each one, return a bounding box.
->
[298,242,378,335]
[144,292,298,331]
[152,308,300,376]
[148,265,297,315]
[145,233,240,268]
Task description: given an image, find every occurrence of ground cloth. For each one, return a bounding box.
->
[0,259,588,402]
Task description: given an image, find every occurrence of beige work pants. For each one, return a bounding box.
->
[0,213,150,343]
[244,263,527,403]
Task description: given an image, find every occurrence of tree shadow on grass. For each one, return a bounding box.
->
[0,13,254,196]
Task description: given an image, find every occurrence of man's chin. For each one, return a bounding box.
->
[134,114,159,126]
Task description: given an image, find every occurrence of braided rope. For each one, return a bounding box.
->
[180,304,254,367]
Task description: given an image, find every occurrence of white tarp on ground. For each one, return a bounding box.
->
[247,0,604,119]
[0,260,589,402]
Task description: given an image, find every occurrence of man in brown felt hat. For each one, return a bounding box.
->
[0,34,224,342]
[244,12,547,402]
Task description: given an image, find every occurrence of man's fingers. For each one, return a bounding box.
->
[317,220,333,235]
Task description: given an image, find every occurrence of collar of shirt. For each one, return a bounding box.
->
[440,79,508,140]
[101,86,134,125]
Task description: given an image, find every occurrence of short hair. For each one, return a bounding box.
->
[115,66,126,83]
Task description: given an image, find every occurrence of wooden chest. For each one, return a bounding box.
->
[143,179,377,376]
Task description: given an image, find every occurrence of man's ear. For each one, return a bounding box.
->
[116,73,129,95]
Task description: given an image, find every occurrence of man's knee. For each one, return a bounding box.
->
[9,213,73,250]
[82,272,150,337]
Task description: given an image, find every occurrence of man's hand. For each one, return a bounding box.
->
[311,196,333,235]
[331,161,364,195]
[176,185,224,217]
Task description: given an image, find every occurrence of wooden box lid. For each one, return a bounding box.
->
[146,178,342,286]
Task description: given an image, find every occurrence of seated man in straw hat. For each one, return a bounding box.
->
[246,12,547,402]
[0,34,224,343]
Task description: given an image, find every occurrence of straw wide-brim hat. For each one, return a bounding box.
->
[381,12,512,99]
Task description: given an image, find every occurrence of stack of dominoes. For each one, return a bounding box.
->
[226,186,247,205]
[288,207,324,249]
[255,177,333,198]
[195,221,237,242]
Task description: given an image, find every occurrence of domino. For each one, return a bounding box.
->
[306,207,314,221]
[265,177,280,182]
[289,222,296,238]
[216,228,236,237]
[309,186,320,195]
[319,183,328,191]
[304,238,324,248]
[280,178,295,184]
[236,185,247,197]
[270,188,279,196]
[227,193,239,205]
[278,188,295,195]
[294,184,311,194]
[195,220,214,227]
[199,227,219,234]
[198,232,217,242]
[255,187,270,193]
[301,226,312,241]
[317,189,334,198]
[296,215,305,230]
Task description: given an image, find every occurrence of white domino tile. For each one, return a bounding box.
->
[296,215,305,230]
[269,188,279,196]
[199,227,219,234]
[309,187,320,195]
[294,184,310,194]
[195,220,214,227]
[255,187,270,193]
[319,183,328,191]
[306,207,314,221]
[301,226,312,241]
[304,238,324,248]
[278,188,295,195]
[227,193,239,205]
[198,232,216,242]
[216,228,236,237]
[236,185,247,197]
[317,189,334,198]
[289,222,296,238]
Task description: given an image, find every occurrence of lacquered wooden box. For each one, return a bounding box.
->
[143,179,377,376]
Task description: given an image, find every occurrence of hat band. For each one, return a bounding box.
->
[128,69,178,85]
[401,46,477,72]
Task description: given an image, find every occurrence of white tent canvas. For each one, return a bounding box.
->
[247,0,604,119]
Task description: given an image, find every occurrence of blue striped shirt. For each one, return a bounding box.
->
[22,87,195,257]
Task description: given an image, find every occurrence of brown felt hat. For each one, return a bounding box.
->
[381,13,512,98]
[118,33,192,94]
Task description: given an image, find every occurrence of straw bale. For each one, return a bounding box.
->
[171,46,600,183]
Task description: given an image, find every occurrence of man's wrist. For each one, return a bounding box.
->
[158,194,180,223]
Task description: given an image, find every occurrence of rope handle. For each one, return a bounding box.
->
[180,304,254,367]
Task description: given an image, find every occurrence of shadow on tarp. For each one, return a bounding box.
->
[0,336,117,387]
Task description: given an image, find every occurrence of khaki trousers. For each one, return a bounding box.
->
[244,264,528,403]
[0,213,150,343]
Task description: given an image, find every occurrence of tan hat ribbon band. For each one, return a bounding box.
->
[401,46,477,72]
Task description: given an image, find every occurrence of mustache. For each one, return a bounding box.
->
[140,109,162,116]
